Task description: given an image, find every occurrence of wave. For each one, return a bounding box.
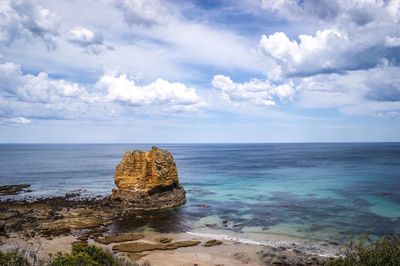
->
[186,231,339,258]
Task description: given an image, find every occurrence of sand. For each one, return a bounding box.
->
[1,228,337,266]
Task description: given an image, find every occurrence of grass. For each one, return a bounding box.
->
[328,235,400,266]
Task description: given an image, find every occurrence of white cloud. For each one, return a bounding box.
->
[385,36,400,47]
[257,0,400,82]
[0,0,60,49]
[375,111,400,119]
[114,0,172,26]
[96,73,206,112]
[297,72,365,109]
[0,60,207,123]
[66,27,112,54]
[0,62,86,103]
[212,75,294,107]
[111,0,263,74]
[297,64,400,115]
[259,29,356,78]
[10,117,31,124]
[260,0,394,25]
[386,0,400,22]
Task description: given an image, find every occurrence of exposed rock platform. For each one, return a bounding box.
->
[111,146,186,210]
[0,184,31,195]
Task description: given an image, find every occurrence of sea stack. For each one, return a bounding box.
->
[111,146,186,210]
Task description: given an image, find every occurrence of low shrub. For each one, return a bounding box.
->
[328,235,400,266]
[50,243,129,266]
[0,243,143,266]
[0,251,29,266]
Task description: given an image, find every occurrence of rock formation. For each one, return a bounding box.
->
[111,146,186,210]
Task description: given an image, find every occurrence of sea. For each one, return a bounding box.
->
[1,143,400,254]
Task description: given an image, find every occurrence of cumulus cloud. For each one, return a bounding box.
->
[66,27,113,54]
[114,0,172,26]
[96,73,206,112]
[0,62,87,103]
[0,61,206,123]
[259,29,353,78]
[258,0,400,82]
[212,75,294,107]
[0,0,60,49]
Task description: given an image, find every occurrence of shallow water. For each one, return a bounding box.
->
[1,143,400,244]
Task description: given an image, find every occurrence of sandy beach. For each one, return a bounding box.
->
[1,228,337,266]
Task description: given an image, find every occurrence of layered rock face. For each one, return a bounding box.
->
[111,146,186,210]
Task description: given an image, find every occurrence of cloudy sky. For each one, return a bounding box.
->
[0,0,400,143]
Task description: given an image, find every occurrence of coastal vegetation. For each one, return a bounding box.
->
[0,243,149,266]
[329,235,400,266]
[2,236,400,265]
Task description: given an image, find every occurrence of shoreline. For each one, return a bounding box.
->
[0,194,339,265]
[1,229,337,266]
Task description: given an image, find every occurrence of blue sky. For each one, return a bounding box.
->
[0,0,400,143]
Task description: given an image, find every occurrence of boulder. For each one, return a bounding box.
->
[111,146,186,210]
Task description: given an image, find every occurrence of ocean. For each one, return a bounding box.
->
[1,143,400,249]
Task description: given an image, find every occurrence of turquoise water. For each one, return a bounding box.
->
[0,143,400,244]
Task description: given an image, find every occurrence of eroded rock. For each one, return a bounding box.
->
[114,147,178,192]
[95,233,144,244]
[112,240,201,253]
[111,147,186,210]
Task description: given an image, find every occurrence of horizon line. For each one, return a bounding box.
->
[1,141,400,145]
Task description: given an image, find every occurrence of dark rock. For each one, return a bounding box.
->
[0,184,31,195]
[111,185,186,211]
[0,223,7,237]
[203,239,223,247]
[205,223,218,228]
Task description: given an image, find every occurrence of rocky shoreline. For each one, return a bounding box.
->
[0,194,335,265]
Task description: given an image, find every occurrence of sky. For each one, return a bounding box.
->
[0,0,399,143]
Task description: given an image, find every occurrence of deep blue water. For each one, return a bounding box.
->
[1,143,400,244]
